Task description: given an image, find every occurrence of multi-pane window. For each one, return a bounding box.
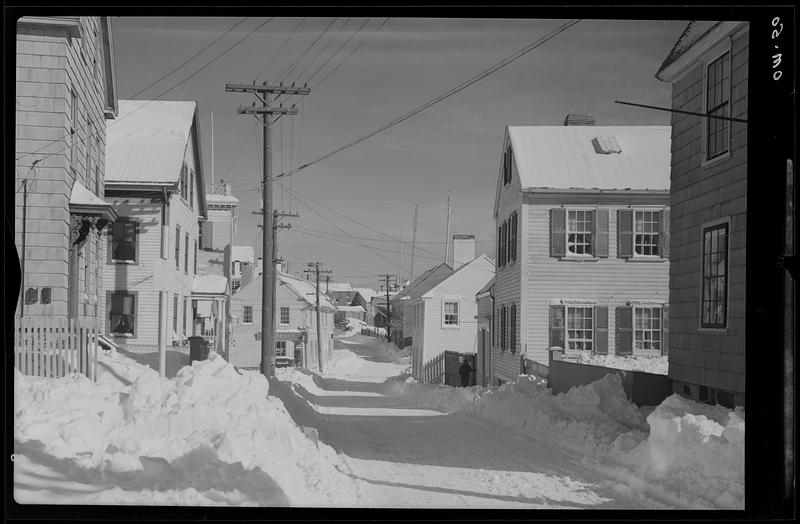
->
[280,307,290,325]
[111,220,137,262]
[706,52,730,160]
[634,210,660,256]
[444,301,459,326]
[276,341,287,357]
[232,280,241,294]
[243,305,253,324]
[701,222,729,328]
[109,292,135,335]
[567,210,594,255]
[509,212,517,262]
[566,306,593,351]
[175,226,181,269]
[184,232,189,274]
[634,307,662,351]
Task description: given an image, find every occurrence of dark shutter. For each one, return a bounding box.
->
[497,226,502,266]
[513,212,519,261]
[510,304,516,353]
[550,208,566,258]
[618,209,633,258]
[594,209,609,257]
[615,306,633,355]
[661,304,670,355]
[549,305,565,348]
[594,306,608,354]
[659,208,671,259]
[202,221,213,250]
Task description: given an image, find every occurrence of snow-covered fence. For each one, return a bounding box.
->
[14,316,101,381]
[421,353,444,384]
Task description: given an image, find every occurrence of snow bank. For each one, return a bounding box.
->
[574,352,669,375]
[381,376,483,413]
[608,394,744,509]
[14,351,364,506]
[324,348,409,383]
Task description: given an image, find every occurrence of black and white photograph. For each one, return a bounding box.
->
[4,5,795,519]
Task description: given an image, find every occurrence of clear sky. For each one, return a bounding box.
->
[112,16,688,289]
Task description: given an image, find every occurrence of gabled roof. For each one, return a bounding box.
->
[392,263,453,302]
[353,287,380,301]
[476,276,495,297]
[507,125,671,192]
[279,272,337,312]
[327,282,354,293]
[423,254,495,298]
[656,21,720,78]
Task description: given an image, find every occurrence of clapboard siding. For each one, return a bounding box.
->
[492,133,523,383]
[15,17,111,321]
[666,28,748,397]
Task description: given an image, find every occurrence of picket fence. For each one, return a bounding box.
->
[421,353,444,384]
[14,316,101,381]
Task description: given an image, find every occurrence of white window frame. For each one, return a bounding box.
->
[633,305,663,353]
[276,340,287,357]
[698,217,731,332]
[442,299,460,328]
[565,305,594,351]
[108,290,137,337]
[110,218,139,264]
[700,38,733,167]
[243,305,253,325]
[280,306,290,325]
[565,207,596,257]
[632,208,662,258]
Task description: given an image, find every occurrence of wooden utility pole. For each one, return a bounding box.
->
[227,81,309,378]
[304,262,332,372]
[443,192,452,263]
[410,204,418,282]
[380,274,397,343]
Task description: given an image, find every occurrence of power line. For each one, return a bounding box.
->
[17,17,275,163]
[303,17,371,86]
[292,17,351,85]
[276,18,581,180]
[313,17,389,89]
[255,17,306,82]
[129,17,249,99]
[276,18,338,84]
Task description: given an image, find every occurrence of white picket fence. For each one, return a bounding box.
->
[14,316,102,381]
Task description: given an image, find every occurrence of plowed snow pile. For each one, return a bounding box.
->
[14,350,364,506]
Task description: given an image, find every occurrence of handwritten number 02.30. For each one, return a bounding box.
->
[772,17,783,81]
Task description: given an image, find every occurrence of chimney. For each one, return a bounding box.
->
[451,234,475,269]
[563,114,596,126]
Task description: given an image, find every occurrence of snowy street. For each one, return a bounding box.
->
[271,336,665,509]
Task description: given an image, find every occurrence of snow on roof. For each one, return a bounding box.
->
[508,126,671,191]
[394,263,454,301]
[656,21,721,77]
[336,305,366,313]
[69,180,110,207]
[106,100,198,185]
[327,282,354,293]
[353,287,379,300]
[476,276,495,296]
[278,272,336,311]
[205,193,240,205]
[231,245,255,264]
[192,274,228,295]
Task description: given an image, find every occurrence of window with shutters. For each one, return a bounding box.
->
[503,145,512,185]
[179,163,188,200]
[183,298,188,337]
[70,87,78,171]
[173,294,179,336]
[567,210,594,255]
[701,221,729,328]
[509,212,518,262]
[634,210,661,256]
[634,306,662,351]
[108,291,136,336]
[705,51,731,161]
[189,169,194,209]
[243,305,253,324]
[110,219,138,263]
[566,306,593,351]
[509,303,516,353]
[500,305,507,351]
[184,232,189,274]
[549,306,565,348]
[194,240,198,274]
[175,226,181,269]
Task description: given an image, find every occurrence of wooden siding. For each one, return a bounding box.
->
[15,18,110,321]
[667,29,748,395]
[492,133,524,383]
[524,199,670,364]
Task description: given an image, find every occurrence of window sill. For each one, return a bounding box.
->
[559,256,599,262]
[701,151,731,169]
[111,259,138,264]
[698,326,729,334]
[111,333,136,339]
[442,325,460,329]
[628,257,668,262]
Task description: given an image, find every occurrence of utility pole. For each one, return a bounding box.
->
[227,80,309,378]
[380,273,397,343]
[410,204,418,282]
[304,262,332,372]
[443,192,452,264]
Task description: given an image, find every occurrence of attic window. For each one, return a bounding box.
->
[591,136,622,154]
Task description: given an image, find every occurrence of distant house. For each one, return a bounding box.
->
[475,278,494,387]
[655,21,749,407]
[325,281,355,306]
[491,117,671,385]
[335,305,367,324]
[231,245,255,294]
[390,263,453,348]
[409,246,495,383]
[371,295,393,328]
[229,272,336,371]
[103,100,207,369]
[351,287,380,323]
[15,17,118,327]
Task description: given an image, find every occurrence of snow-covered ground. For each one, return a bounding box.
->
[14,350,365,506]
[573,352,669,375]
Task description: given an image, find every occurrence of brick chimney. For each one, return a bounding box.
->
[451,234,476,270]
[563,114,596,126]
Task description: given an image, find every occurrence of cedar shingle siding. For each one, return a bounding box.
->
[663,27,748,403]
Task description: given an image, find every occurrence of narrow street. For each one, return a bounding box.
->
[270,336,666,509]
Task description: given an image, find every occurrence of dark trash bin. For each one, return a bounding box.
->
[188,336,210,363]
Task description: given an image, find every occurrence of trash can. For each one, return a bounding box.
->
[188,336,210,363]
